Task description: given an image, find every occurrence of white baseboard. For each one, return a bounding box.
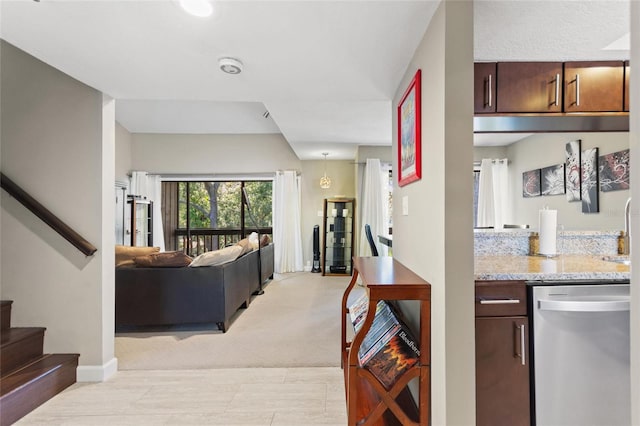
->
[76,357,118,382]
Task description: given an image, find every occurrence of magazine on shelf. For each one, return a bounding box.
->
[348,293,369,326]
[352,299,386,334]
[361,321,421,390]
[357,302,399,361]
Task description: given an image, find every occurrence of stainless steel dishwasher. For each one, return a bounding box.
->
[527,280,631,426]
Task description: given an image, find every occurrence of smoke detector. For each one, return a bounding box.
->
[219,57,243,75]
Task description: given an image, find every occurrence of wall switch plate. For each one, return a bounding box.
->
[402,196,409,216]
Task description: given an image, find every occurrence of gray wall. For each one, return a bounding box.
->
[0,41,116,380]
[299,160,356,269]
[473,145,508,163]
[473,133,630,231]
[392,2,475,424]
[629,2,640,418]
[115,122,132,183]
[127,133,356,268]
[130,133,300,174]
[507,132,629,230]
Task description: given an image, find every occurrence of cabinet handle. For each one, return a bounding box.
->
[570,73,581,106]
[550,73,560,106]
[487,74,492,107]
[479,298,520,305]
[514,323,526,366]
[519,323,526,366]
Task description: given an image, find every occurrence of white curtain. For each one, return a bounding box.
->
[359,159,389,256]
[476,159,510,229]
[130,171,149,200]
[273,170,303,273]
[130,171,165,251]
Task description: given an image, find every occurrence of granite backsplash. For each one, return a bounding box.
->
[474,229,623,256]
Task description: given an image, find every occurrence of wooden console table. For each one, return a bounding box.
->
[341,257,431,426]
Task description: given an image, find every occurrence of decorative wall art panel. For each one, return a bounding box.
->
[581,148,599,213]
[565,140,581,202]
[523,169,541,198]
[599,149,630,192]
[541,164,566,196]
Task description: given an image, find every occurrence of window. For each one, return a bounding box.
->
[163,180,272,256]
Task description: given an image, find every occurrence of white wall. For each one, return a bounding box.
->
[0,41,116,380]
[392,1,475,424]
[507,132,630,230]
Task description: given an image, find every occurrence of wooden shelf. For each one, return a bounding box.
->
[341,257,431,425]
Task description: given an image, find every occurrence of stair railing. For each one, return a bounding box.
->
[1,173,97,256]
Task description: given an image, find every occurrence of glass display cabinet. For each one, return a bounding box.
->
[127,195,153,247]
[322,198,355,276]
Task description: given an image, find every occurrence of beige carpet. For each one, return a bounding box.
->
[115,272,363,370]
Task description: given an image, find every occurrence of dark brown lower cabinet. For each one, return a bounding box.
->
[476,317,530,426]
[475,280,530,426]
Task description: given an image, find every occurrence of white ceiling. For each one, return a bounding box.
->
[0,0,630,159]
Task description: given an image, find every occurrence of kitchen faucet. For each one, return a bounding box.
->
[623,197,631,255]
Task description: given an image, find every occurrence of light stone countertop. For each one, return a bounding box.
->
[475,254,630,281]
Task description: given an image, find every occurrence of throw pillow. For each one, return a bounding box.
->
[134,251,193,268]
[260,234,271,247]
[189,244,243,267]
[115,245,160,267]
[248,232,259,250]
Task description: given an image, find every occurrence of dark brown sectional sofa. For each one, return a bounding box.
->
[115,244,274,332]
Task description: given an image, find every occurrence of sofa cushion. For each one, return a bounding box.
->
[189,244,244,267]
[260,234,271,247]
[236,238,254,255]
[116,245,160,267]
[134,251,193,268]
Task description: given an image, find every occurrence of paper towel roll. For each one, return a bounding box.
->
[539,209,557,256]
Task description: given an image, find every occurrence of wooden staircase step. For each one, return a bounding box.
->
[0,353,79,425]
[1,327,45,376]
[0,301,12,330]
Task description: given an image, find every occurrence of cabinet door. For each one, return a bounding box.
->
[474,63,497,113]
[564,61,624,112]
[476,316,530,426]
[496,62,563,113]
[625,60,630,112]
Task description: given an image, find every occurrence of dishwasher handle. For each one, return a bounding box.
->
[538,297,630,313]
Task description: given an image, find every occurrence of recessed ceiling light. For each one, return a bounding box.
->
[219,57,243,75]
[178,0,214,18]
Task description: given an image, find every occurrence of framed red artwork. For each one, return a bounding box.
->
[397,69,421,187]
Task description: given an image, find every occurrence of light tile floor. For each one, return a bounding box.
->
[17,367,347,425]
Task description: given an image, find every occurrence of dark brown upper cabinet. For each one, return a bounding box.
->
[563,61,625,112]
[496,62,563,113]
[475,62,497,113]
[625,60,630,112]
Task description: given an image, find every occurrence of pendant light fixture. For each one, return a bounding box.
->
[320,153,331,189]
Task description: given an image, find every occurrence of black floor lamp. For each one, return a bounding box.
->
[242,187,265,296]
